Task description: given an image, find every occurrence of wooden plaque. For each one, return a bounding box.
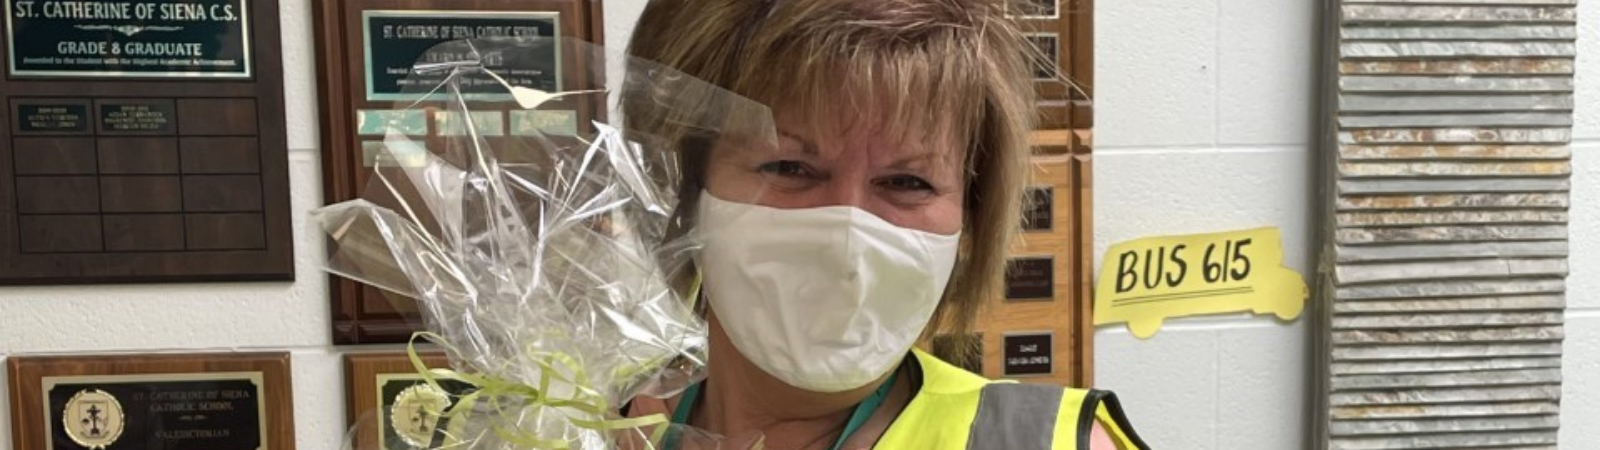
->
[1022,187,1054,231]
[6,352,294,450]
[345,352,477,450]
[966,152,1094,387]
[1004,256,1056,301]
[1012,0,1092,130]
[0,0,294,284]
[1002,331,1054,377]
[313,0,605,344]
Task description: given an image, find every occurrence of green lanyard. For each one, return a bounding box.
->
[664,372,898,450]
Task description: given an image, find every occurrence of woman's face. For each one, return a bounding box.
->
[704,110,967,235]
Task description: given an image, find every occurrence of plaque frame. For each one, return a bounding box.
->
[314,0,606,344]
[343,351,452,450]
[1024,32,1060,82]
[1004,255,1057,301]
[1011,0,1060,19]
[1001,331,1055,377]
[6,353,295,450]
[963,154,1094,387]
[1022,186,1055,232]
[359,9,564,101]
[0,0,294,284]
[1013,0,1091,129]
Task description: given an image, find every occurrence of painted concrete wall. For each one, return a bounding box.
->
[1562,0,1599,447]
[1090,0,1318,448]
[0,1,1592,449]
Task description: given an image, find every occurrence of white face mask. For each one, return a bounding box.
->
[693,191,962,392]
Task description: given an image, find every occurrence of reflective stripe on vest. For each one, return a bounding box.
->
[968,383,1064,450]
[874,349,1149,450]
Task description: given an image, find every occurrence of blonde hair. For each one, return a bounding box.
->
[627,0,1035,364]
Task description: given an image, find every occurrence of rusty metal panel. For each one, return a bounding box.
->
[1330,295,1566,313]
[1337,192,1570,210]
[1338,146,1571,161]
[1335,279,1565,300]
[1331,356,1562,376]
[1332,326,1565,345]
[1341,5,1576,22]
[1330,415,1560,436]
[1332,312,1563,329]
[1330,384,1562,406]
[1341,94,1575,112]
[1335,225,1568,244]
[1318,2,1573,448]
[1338,161,1572,178]
[1334,258,1568,284]
[1327,431,1557,450]
[1341,25,1577,41]
[1335,210,1570,226]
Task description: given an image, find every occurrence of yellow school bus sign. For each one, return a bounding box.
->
[1094,227,1308,338]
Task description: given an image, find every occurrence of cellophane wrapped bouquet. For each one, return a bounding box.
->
[314,37,775,449]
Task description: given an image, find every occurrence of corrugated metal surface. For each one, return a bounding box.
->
[1319,1,1574,447]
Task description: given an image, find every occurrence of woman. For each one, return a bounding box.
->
[623,0,1147,449]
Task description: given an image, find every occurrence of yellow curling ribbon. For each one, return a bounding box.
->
[398,271,701,449]
[405,332,672,449]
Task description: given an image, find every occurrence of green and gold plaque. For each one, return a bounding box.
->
[316,0,605,345]
[375,374,473,449]
[7,353,293,450]
[346,352,476,450]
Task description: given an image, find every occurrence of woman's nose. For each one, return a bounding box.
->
[815,177,868,209]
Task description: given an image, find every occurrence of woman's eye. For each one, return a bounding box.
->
[880,175,934,192]
[757,160,811,178]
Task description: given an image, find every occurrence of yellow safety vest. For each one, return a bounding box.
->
[875,349,1149,450]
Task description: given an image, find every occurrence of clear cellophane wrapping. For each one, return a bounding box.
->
[315,37,774,450]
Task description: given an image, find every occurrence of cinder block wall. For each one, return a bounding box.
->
[1090,0,1318,448]
[1563,0,1599,446]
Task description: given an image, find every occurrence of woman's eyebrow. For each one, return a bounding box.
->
[886,151,944,170]
[777,130,819,156]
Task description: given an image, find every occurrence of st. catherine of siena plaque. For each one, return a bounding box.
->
[314,0,604,344]
[0,0,294,283]
[6,353,293,450]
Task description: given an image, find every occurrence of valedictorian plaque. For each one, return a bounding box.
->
[0,0,293,284]
[6,353,294,450]
[315,0,604,344]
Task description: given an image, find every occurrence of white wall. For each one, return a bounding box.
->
[1563,0,1600,446]
[0,1,1592,450]
[1091,0,1318,448]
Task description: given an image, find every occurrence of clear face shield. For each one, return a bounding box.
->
[314,36,777,449]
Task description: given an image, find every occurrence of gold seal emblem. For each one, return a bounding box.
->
[389,384,452,448]
[62,389,125,450]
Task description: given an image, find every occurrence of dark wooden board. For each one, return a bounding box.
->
[315,0,604,345]
[1011,0,1091,130]
[0,0,293,284]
